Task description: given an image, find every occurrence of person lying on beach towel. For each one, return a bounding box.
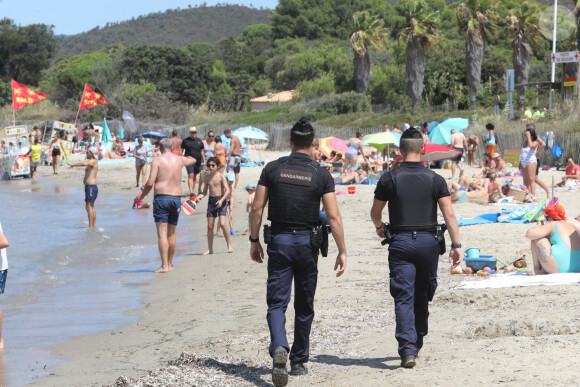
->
[526,203,580,275]
[338,163,369,184]
[448,181,496,204]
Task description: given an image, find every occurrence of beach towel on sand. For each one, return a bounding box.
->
[457,201,546,227]
[457,212,501,226]
[455,273,580,290]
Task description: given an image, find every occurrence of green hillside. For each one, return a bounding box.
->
[56,5,271,58]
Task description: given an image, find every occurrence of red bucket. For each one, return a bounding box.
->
[347,186,356,194]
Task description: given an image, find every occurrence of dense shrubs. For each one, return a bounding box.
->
[289,92,371,120]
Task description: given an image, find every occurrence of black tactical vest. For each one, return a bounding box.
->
[388,164,438,232]
[267,156,320,227]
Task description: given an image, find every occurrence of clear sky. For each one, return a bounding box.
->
[0,0,278,35]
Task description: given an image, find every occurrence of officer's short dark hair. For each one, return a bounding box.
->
[400,128,423,155]
[291,117,315,150]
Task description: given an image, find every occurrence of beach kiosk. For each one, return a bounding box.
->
[0,125,31,180]
[41,120,75,164]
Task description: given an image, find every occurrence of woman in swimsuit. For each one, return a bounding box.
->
[203,131,216,159]
[133,136,148,187]
[50,133,66,175]
[519,125,539,200]
[526,204,580,274]
[214,137,227,173]
[344,132,368,172]
[199,131,216,193]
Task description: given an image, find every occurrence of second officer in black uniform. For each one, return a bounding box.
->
[249,117,347,387]
[370,128,462,368]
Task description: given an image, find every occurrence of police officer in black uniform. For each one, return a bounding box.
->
[249,117,347,387]
[370,128,462,368]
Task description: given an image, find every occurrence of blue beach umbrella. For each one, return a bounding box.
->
[440,117,469,131]
[118,125,124,140]
[140,131,168,139]
[429,118,469,145]
[427,121,439,130]
[233,126,268,141]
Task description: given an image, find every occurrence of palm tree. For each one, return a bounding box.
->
[350,11,389,94]
[507,2,543,110]
[456,0,498,110]
[399,0,440,106]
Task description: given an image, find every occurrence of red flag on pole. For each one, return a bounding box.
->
[12,80,49,111]
[79,84,109,110]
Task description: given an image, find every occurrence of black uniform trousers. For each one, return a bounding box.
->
[388,232,439,357]
[266,232,318,364]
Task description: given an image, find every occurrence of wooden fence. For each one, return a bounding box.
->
[195,123,382,151]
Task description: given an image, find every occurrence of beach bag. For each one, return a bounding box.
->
[551,141,563,158]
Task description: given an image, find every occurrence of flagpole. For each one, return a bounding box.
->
[74,84,87,124]
[11,81,15,125]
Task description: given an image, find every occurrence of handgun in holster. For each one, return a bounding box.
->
[436,223,447,255]
[380,222,394,246]
[319,225,329,257]
[263,224,272,245]
[310,227,321,264]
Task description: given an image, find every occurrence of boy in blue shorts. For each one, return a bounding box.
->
[196,157,233,255]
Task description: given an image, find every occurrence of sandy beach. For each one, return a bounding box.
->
[24,149,580,387]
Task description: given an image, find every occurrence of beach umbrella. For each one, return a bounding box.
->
[118,125,124,140]
[318,136,347,158]
[420,143,462,162]
[440,117,469,131]
[122,110,137,133]
[101,118,113,143]
[140,131,168,139]
[429,118,469,145]
[365,132,401,152]
[427,121,439,130]
[233,126,267,162]
[233,126,268,141]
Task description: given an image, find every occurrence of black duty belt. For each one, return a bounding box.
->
[271,223,314,234]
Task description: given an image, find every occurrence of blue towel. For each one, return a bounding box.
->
[457,212,501,226]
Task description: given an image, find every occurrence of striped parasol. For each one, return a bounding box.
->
[318,136,347,158]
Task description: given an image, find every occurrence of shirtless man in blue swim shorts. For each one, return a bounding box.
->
[136,138,197,273]
[69,147,99,229]
[196,157,233,255]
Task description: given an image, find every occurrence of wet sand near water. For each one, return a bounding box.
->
[22,150,580,386]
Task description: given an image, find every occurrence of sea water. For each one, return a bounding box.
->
[0,176,197,385]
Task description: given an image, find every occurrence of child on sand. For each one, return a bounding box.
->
[196,157,233,254]
[246,183,256,213]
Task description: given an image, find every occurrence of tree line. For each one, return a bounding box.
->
[0,0,578,124]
